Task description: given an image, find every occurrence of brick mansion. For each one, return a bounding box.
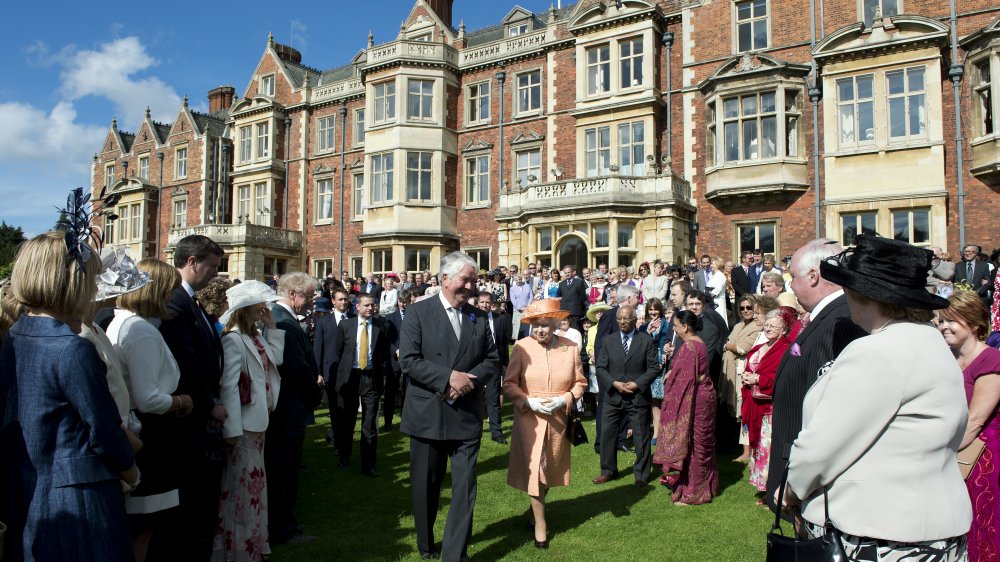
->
[91,0,1000,280]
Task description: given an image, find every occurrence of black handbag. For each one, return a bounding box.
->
[566,403,589,447]
[767,461,847,562]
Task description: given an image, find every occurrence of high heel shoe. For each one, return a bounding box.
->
[534,539,549,549]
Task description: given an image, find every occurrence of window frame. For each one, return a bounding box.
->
[173,198,188,229]
[405,151,433,201]
[464,154,491,208]
[515,69,542,116]
[891,207,930,246]
[584,125,612,177]
[405,248,432,273]
[840,211,877,246]
[619,36,645,90]
[734,220,778,257]
[236,184,251,222]
[256,122,270,159]
[130,203,141,242]
[260,74,275,97]
[707,86,801,167]
[734,0,770,54]
[117,205,130,241]
[104,162,115,190]
[465,248,491,272]
[174,146,188,179]
[312,258,334,279]
[466,81,491,126]
[373,80,397,125]
[138,155,150,180]
[352,171,365,219]
[354,108,366,146]
[253,181,271,226]
[317,115,336,153]
[371,248,394,274]
[972,58,994,139]
[514,147,542,186]
[239,126,252,162]
[371,152,395,205]
[836,73,876,149]
[618,121,646,176]
[407,79,434,121]
[860,0,901,28]
[316,177,334,223]
[586,43,611,96]
[885,66,927,143]
[508,23,529,37]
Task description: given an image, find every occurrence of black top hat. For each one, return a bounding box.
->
[819,234,948,310]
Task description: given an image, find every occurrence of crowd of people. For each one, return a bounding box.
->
[1,188,1000,561]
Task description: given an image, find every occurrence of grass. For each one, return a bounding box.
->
[272,407,773,561]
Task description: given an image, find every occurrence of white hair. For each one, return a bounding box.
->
[277,271,319,297]
[795,238,841,277]
[616,284,639,304]
[440,251,478,280]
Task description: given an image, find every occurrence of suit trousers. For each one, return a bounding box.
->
[410,435,481,561]
[383,368,402,427]
[592,396,629,452]
[265,418,306,542]
[485,364,505,438]
[337,369,380,471]
[325,383,339,448]
[599,397,652,482]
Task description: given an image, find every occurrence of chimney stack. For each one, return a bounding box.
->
[208,85,236,112]
[424,0,454,29]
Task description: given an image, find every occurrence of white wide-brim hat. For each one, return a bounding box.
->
[95,247,150,302]
[219,280,281,325]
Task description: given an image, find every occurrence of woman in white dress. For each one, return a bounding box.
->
[706,256,728,328]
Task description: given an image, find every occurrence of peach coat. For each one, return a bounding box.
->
[503,335,588,496]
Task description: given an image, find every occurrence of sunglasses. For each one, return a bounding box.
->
[739,305,753,311]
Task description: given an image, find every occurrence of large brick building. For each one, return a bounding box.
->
[91,0,1000,280]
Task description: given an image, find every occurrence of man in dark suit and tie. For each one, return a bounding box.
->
[748,248,765,292]
[383,288,412,431]
[313,287,350,451]
[157,234,225,559]
[475,291,512,444]
[593,284,640,453]
[730,251,753,300]
[363,273,384,303]
[400,252,499,561]
[557,263,588,332]
[954,244,994,302]
[765,239,866,512]
[593,304,660,486]
[334,293,391,477]
[268,272,323,544]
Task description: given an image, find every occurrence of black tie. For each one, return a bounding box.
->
[622,333,629,354]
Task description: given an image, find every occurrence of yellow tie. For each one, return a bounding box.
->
[359,319,368,370]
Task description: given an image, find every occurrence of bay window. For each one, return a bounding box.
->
[371,152,394,203]
[887,67,926,141]
[406,151,432,201]
[587,44,610,95]
[837,74,875,147]
[584,126,611,177]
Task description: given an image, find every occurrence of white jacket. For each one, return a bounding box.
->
[220,329,285,439]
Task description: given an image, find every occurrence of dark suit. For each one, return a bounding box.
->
[765,294,865,511]
[335,316,391,472]
[157,286,223,559]
[697,308,728,389]
[595,329,660,482]
[384,309,405,427]
[558,275,588,330]
[484,311,512,440]
[399,295,499,560]
[731,265,752,298]
[954,259,993,301]
[748,263,764,293]
[267,303,322,542]
[313,314,342,447]
[593,305,629,450]
[362,282,384,303]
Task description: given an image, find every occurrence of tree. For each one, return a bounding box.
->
[0,221,26,278]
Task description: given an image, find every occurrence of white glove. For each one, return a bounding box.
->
[526,397,547,413]
[540,396,567,414]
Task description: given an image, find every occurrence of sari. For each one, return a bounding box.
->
[653,338,719,504]
[963,346,1000,562]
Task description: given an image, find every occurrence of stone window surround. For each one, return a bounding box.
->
[463,152,491,209]
[732,0,770,55]
[315,115,336,154]
[260,73,276,97]
[733,218,780,258]
[514,67,543,118]
[968,51,997,142]
[578,118,650,177]
[174,145,188,180]
[170,187,189,230]
[466,80,492,126]
[351,162,365,221]
[353,108,366,147]
[314,174,335,225]
[575,31,650,102]
[704,81,803,170]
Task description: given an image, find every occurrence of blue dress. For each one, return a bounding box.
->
[639,320,670,400]
[1,316,135,562]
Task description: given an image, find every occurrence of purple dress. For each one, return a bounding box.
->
[963,346,1000,562]
[653,339,719,504]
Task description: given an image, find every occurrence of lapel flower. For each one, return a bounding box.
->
[468,312,476,325]
[790,342,802,357]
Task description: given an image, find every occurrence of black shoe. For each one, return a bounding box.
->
[338,458,350,468]
[617,445,634,453]
[534,540,549,549]
[420,549,440,560]
[362,468,378,478]
[491,435,508,444]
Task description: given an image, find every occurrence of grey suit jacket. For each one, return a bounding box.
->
[399,296,500,440]
[595,329,660,408]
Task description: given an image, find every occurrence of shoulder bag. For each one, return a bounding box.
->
[957,438,986,480]
[767,460,847,562]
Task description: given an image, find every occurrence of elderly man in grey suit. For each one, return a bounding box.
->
[400,251,500,561]
[765,239,865,512]
[593,304,661,487]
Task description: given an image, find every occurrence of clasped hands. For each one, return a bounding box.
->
[525,395,566,415]
[612,381,639,395]
[444,370,478,401]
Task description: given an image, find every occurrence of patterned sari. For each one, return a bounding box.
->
[964,347,1000,562]
[653,338,719,504]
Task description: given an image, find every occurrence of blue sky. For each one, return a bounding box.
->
[0,0,560,236]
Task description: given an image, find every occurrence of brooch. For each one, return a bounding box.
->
[790,343,802,357]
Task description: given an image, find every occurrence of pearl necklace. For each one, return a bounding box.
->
[870,319,896,334]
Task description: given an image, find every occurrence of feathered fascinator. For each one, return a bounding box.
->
[55,186,121,271]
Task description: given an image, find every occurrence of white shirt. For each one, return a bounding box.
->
[353,315,374,369]
[333,309,349,325]
[807,289,844,321]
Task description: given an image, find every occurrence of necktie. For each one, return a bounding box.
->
[968,262,975,281]
[449,308,461,340]
[622,332,630,354]
[358,320,368,370]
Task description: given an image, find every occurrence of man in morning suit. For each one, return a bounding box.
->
[313,287,349,452]
[593,304,660,486]
[557,263,588,332]
[476,291,512,444]
[269,272,322,543]
[334,293,391,477]
[400,251,500,561]
[156,234,225,560]
[593,284,640,453]
[954,244,993,302]
[383,288,413,431]
[765,239,866,512]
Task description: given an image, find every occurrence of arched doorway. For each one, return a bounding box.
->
[557,235,588,271]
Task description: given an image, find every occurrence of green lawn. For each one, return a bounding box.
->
[272,408,773,561]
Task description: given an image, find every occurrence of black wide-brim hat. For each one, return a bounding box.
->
[819,234,948,310]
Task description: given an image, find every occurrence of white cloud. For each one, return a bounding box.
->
[290,19,310,54]
[0,36,182,235]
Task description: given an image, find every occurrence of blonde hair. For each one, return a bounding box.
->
[223,305,259,337]
[118,259,180,319]
[11,231,100,321]
[0,278,23,338]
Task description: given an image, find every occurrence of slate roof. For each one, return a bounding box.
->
[465,3,575,47]
[153,122,172,143]
[192,111,228,136]
[119,132,135,153]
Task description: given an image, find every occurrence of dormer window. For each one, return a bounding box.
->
[260,74,275,97]
[509,23,529,37]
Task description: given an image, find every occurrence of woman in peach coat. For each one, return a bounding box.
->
[503,299,588,548]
